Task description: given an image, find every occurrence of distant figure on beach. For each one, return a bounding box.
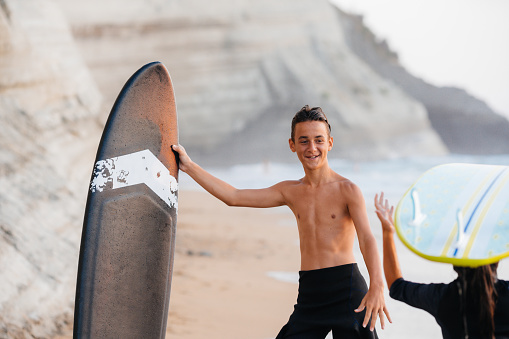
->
[172,105,390,338]
[374,193,509,339]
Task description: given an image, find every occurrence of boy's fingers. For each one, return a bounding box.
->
[354,298,366,313]
[370,309,378,331]
[384,305,392,323]
[379,308,385,330]
[362,305,373,328]
[354,305,365,313]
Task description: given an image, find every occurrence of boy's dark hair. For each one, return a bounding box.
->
[291,105,331,142]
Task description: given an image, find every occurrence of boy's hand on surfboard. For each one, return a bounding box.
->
[375,192,395,234]
[171,144,192,172]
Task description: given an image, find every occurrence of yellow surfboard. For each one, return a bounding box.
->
[395,163,509,267]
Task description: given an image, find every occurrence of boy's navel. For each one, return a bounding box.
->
[331,214,336,219]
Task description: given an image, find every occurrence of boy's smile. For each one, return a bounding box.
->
[289,120,333,170]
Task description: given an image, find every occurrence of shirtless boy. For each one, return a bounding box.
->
[172,105,390,338]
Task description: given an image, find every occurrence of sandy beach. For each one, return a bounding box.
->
[166,190,300,339]
[162,189,441,339]
[169,187,509,339]
[53,185,509,339]
[168,186,509,339]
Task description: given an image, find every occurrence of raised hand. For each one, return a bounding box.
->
[374,192,395,234]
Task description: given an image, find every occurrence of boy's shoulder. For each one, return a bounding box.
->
[328,173,364,200]
[329,171,357,188]
[274,179,304,189]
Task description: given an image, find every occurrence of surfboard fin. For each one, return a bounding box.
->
[408,188,427,244]
[454,209,469,255]
[408,188,427,227]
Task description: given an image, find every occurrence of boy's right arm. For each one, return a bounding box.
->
[172,144,286,208]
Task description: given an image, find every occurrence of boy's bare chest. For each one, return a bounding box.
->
[286,188,349,224]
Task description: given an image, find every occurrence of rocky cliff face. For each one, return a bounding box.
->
[54,0,447,165]
[336,8,509,154]
[0,0,101,337]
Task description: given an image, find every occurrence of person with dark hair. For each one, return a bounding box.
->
[290,105,331,142]
[172,105,391,338]
[374,192,509,339]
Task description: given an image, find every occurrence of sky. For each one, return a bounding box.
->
[331,0,509,118]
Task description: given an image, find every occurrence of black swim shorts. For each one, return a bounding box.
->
[276,263,378,339]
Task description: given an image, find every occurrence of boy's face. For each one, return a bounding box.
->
[289,121,333,170]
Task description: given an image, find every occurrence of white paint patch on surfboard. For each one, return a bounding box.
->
[90,149,178,209]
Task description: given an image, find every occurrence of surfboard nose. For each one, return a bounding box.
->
[98,61,179,178]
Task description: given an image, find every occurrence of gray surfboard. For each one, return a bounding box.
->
[73,62,179,338]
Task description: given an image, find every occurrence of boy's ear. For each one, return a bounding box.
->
[289,138,296,152]
[328,136,333,151]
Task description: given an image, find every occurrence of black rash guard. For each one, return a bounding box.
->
[390,277,509,338]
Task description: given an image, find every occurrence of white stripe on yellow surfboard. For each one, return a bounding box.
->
[462,171,509,259]
[440,168,501,256]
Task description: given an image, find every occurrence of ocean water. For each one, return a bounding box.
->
[179,154,509,338]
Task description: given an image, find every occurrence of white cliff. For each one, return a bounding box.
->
[0,0,101,337]
[55,0,447,164]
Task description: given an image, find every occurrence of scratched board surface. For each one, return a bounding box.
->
[74,62,178,338]
[394,163,509,267]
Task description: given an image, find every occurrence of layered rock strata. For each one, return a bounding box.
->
[55,0,447,165]
[0,0,101,337]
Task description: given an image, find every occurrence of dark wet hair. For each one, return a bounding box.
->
[453,262,499,339]
[290,105,331,142]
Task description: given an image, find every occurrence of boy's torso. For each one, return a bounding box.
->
[280,175,358,270]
